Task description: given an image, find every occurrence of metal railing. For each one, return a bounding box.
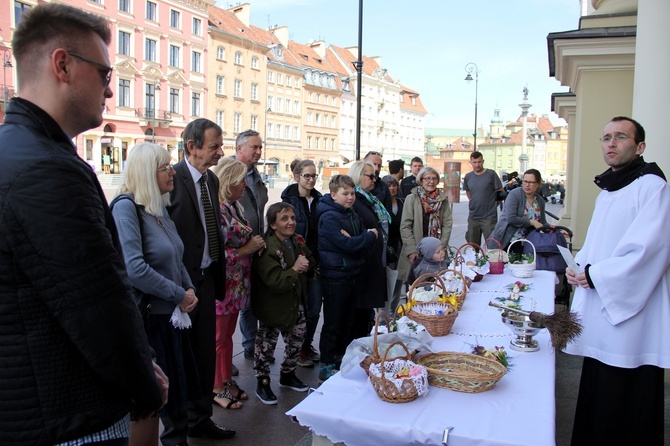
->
[135,108,171,121]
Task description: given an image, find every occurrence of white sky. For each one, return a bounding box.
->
[216,0,581,130]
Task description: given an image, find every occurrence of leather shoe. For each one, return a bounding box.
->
[279,371,308,392]
[188,420,235,439]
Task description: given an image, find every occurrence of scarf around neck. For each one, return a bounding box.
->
[355,185,392,225]
[594,156,666,191]
[417,186,443,238]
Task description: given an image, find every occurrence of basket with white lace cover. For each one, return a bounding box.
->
[368,341,429,403]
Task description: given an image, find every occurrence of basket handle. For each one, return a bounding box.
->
[484,238,504,262]
[506,239,537,263]
[436,268,468,293]
[456,242,486,270]
[372,310,391,358]
[408,273,447,305]
[379,340,412,384]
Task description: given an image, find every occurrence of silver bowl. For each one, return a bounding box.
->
[501,310,544,352]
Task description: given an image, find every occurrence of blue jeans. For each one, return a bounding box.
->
[302,277,323,349]
[239,301,258,355]
[319,277,359,366]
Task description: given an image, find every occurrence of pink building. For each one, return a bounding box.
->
[1,0,213,174]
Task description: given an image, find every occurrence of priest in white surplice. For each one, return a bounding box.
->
[566,116,670,445]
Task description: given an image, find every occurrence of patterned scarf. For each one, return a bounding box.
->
[417,186,443,238]
[355,185,392,225]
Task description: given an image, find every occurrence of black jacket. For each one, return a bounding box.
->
[0,98,161,445]
[281,183,322,262]
[353,191,388,309]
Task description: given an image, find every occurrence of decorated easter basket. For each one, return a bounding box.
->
[455,242,489,282]
[405,273,458,336]
[436,268,468,310]
[484,238,505,275]
[507,239,536,278]
[368,341,429,403]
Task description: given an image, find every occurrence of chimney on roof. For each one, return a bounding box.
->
[310,40,326,58]
[272,25,289,47]
[231,2,251,27]
[346,46,358,59]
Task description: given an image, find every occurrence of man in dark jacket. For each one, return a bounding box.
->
[0,4,164,445]
[364,151,393,212]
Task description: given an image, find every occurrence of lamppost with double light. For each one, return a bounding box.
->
[464,62,479,151]
[3,49,13,111]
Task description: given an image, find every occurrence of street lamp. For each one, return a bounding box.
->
[3,49,13,110]
[263,106,271,177]
[464,62,479,151]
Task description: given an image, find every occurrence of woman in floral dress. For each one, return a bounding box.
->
[211,158,266,409]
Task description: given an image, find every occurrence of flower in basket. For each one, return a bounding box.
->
[508,252,534,265]
[471,344,513,370]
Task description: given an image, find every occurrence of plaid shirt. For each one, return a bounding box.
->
[54,415,129,446]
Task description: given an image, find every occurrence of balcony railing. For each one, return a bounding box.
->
[135,108,172,121]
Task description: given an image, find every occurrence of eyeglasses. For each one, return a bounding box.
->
[422,177,438,183]
[300,173,319,180]
[365,151,383,158]
[67,51,113,87]
[157,164,174,173]
[363,173,377,181]
[522,180,538,185]
[600,134,634,143]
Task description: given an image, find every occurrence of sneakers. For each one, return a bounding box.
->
[255,376,277,405]
[297,350,315,368]
[279,371,309,392]
[304,345,321,362]
[298,345,320,367]
[318,364,339,383]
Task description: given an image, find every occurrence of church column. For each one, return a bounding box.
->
[632,0,670,173]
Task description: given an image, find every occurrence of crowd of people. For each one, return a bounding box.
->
[1,4,668,446]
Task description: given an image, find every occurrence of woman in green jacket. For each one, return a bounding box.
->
[251,202,315,405]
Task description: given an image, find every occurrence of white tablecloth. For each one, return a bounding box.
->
[287,269,558,446]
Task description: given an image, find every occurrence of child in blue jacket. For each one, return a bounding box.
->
[316,175,377,381]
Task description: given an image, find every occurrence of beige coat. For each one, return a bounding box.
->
[398,189,453,281]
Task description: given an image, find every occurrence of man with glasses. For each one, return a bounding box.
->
[463,151,502,245]
[565,116,670,445]
[364,151,393,212]
[0,4,164,445]
[233,130,269,362]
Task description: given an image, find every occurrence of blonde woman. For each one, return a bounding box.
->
[210,158,265,409]
[111,143,198,446]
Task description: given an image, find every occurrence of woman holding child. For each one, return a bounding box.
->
[398,166,453,283]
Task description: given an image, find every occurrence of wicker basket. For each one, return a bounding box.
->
[406,273,458,336]
[507,239,536,278]
[484,238,505,275]
[417,352,507,393]
[436,269,468,310]
[456,242,487,282]
[368,341,427,403]
[360,310,391,376]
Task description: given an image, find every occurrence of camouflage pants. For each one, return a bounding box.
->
[254,305,306,377]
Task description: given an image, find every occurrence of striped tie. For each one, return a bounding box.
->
[199,175,220,262]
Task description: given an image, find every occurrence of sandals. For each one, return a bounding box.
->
[213,389,242,410]
[223,380,248,400]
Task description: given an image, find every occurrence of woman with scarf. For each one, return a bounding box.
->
[398,166,453,285]
[349,160,393,338]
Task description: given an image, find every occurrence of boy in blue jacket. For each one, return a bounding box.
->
[316,175,378,381]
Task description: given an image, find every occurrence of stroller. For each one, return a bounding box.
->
[523,224,574,306]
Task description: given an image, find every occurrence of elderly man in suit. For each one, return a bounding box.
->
[168,118,235,441]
